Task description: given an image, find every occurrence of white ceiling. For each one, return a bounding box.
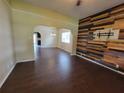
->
[21,0,124,19]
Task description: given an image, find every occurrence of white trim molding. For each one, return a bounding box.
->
[70,53,76,56]
[16,59,35,63]
[0,64,16,88]
[77,54,124,75]
[0,59,35,88]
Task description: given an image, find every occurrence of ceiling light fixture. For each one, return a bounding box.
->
[76,0,81,6]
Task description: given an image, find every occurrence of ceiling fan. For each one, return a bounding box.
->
[76,0,81,6]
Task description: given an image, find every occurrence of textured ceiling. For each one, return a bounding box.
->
[19,0,124,19]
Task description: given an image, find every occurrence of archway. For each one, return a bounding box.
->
[33,32,41,46]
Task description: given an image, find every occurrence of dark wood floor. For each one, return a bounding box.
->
[1,47,124,93]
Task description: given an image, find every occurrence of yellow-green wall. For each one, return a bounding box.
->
[11,0,78,62]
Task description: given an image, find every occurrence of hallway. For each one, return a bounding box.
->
[1,47,124,93]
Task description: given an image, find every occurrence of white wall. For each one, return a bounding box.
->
[0,0,15,88]
[34,25,57,48]
[58,28,73,53]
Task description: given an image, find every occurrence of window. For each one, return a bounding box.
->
[61,32,71,43]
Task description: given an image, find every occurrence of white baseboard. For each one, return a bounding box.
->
[16,59,35,63]
[33,45,57,48]
[0,59,35,88]
[76,54,124,75]
[0,64,16,88]
[70,54,76,56]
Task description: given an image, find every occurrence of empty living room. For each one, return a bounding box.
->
[0,0,124,93]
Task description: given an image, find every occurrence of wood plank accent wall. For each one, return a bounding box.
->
[76,3,124,71]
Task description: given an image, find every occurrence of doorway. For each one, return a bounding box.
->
[34,25,57,48]
[33,32,41,46]
[33,32,41,60]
